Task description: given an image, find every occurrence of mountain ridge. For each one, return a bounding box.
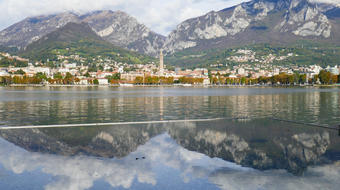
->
[162,0,340,54]
[0,10,165,56]
[1,0,340,65]
[21,22,155,65]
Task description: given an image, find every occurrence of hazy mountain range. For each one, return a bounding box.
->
[0,10,165,57]
[0,0,340,64]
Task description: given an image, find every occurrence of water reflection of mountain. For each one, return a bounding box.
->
[1,119,339,175]
[0,124,165,158]
[167,119,340,175]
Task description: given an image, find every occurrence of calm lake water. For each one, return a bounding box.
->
[0,87,339,190]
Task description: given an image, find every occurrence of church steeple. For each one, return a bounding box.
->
[159,50,164,76]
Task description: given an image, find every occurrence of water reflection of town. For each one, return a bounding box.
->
[0,119,340,190]
[0,90,339,126]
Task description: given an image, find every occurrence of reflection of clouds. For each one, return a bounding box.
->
[1,133,340,190]
[0,138,156,190]
[209,163,340,190]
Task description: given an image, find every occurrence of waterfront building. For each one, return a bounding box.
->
[97,78,109,85]
[0,70,10,77]
[327,65,339,75]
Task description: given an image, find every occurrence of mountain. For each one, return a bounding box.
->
[21,22,154,64]
[1,0,340,65]
[81,10,166,56]
[0,12,80,50]
[167,119,340,175]
[0,10,165,56]
[0,124,164,158]
[163,0,340,54]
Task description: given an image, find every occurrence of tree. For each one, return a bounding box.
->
[65,72,73,79]
[211,77,218,84]
[113,73,121,80]
[331,75,338,84]
[160,77,174,84]
[106,73,121,84]
[319,70,331,84]
[313,75,319,84]
[93,79,99,85]
[288,75,294,85]
[84,72,90,77]
[54,72,63,79]
[134,76,144,84]
[14,69,25,75]
[64,72,74,84]
[293,73,300,84]
[36,72,47,80]
[241,77,246,85]
[299,74,307,84]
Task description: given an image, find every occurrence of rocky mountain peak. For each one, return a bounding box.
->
[0,10,165,56]
[81,10,165,56]
[163,0,338,54]
[0,0,339,58]
[82,10,150,44]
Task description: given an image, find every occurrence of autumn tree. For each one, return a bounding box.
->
[319,70,331,84]
[331,75,338,84]
[134,76,144,84]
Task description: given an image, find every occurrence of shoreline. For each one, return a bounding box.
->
[2,84,340,88]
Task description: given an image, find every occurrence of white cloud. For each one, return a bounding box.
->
[0,0,248,35]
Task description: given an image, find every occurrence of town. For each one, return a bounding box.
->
[0,50,339,86]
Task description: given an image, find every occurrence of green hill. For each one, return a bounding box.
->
[20,22,155,65]
[165,43,340,69]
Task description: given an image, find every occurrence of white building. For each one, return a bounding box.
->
[273,68,280,76]
[238,68,246,76]
[64,63,77,69]
[0,70,10,77]
[203,78,210,85]
[310,65,322,76]
[327,65,339,75]
[79,79,89,85]
[98,78,109,85]
[97,72,113,78]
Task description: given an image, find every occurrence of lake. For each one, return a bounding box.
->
[0,87,339,190]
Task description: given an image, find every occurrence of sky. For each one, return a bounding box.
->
[0,0,338,35]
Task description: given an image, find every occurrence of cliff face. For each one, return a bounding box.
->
[1,0,340,58]
[81,10,166,56]
[163,0,340,53]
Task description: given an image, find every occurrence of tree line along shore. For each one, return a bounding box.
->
[0,70,339,86]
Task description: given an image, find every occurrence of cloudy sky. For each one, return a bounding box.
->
[0,0,338,35]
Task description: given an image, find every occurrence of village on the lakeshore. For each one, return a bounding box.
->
[0,50,339,86]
